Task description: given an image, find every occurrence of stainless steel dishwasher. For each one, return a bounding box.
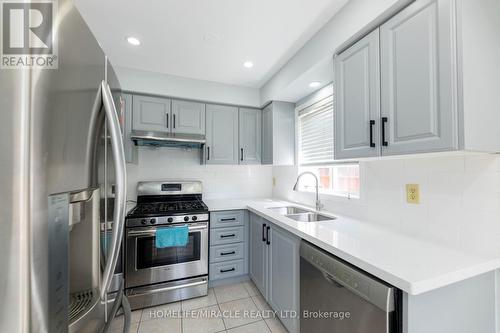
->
[300,241,401,333]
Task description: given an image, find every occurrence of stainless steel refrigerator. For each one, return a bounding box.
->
[0,0,129,332]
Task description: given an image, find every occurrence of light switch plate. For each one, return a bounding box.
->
[406,184,420,204]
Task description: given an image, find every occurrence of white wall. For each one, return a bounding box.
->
[126,147,273,200]
[273,154,500,256]
[116,66,261,108]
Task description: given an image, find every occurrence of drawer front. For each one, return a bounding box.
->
[210,226,244,245]
[210,259,245,281]
[211,210,245,229]
[210,243,245,263]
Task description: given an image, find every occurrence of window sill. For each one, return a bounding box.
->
[297,189,360,201]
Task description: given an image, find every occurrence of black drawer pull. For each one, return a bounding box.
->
[220,251,236,256]
[381,117,388,146]
[369,120,376,148]
[220,234,236,238]
[266,226,270,245]
[220,218,236,222]
[220,268,236,273]
[262,223,267,242]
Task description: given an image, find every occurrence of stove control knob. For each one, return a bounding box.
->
[167,217,173,223]
[150,219,156,224]
[184,216,189,222]
[192,216,198,221]
[141,219,147,225]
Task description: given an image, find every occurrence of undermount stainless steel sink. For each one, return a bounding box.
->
[285,212,336,222]
[268,206,310,215]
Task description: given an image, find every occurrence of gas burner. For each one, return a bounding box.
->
[126,181,209,227]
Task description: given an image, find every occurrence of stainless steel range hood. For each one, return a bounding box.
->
[131,130,206,149]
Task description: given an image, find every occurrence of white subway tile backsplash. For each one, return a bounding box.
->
[273,154,500,256]
[127,148,273,200]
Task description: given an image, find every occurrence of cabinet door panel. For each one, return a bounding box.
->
[268,226,300,333]
[132,95,170,132]
[249,214,267,297]
[380,0,458,155]
[334,29,381,159]
[171,100,205,135]
[205,104,239,164]
[239,108,262,164]
[261,105,273,165]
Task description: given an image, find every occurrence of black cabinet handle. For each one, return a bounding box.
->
[266,226,270,245]
[166,114,169,128]
[241,148,244,161]
[262,223,267,242]
[220,218,236,222]
[382,117,388,146]
[369,120,376,148]
[173,114,176,129]
[220,251,236,256]
[220,234,236,238]
[207,147,210,160]
[220,268,236,273]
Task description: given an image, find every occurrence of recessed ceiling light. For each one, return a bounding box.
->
[243,61,254,69]
[127,36,141,46]
[309,81,321,88]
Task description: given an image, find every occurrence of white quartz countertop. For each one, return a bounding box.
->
[205,198,500,295]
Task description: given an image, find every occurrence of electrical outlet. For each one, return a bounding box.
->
[406,184,420,204]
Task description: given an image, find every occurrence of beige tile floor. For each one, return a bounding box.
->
[112,280,288,333]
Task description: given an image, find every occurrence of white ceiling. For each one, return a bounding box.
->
[74,0,348,88]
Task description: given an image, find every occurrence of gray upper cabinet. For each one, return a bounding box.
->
[132,95,171,133]
[205,104,239,164]
[380,0,457,155]
[267,226,300,333]
[122,94,138,163]
[334,29,381,159]
[261,101,295,165]
[239,108,262,164]
[171,100,206,135]
[262,105,273,164]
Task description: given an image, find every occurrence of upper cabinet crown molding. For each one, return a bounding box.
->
[334,0,500,160]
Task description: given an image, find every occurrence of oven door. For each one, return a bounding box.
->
[125,222,208,288]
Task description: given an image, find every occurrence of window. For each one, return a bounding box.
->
[297,92,360,198]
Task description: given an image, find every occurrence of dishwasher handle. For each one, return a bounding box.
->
[300,240,395,313]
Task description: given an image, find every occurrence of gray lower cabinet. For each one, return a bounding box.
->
[171,100,206,135]
[380,0,457,155]
[249,213,268,296]
[262,102,295,165]
[132,95,171,133]
[249,213,300,333]
[209,210,248,282]
[239,108,262,164]
[334,29,381,159]
[205,104,239,164]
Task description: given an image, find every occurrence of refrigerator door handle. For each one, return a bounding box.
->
[99,80,127,300]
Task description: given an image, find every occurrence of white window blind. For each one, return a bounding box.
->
[298,95,334,165]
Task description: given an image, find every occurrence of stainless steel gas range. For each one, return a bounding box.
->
[124,181,209,310]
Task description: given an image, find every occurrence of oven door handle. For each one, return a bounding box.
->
[127,224,207,237]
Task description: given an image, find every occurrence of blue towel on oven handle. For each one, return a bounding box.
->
[155,225,189,248]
